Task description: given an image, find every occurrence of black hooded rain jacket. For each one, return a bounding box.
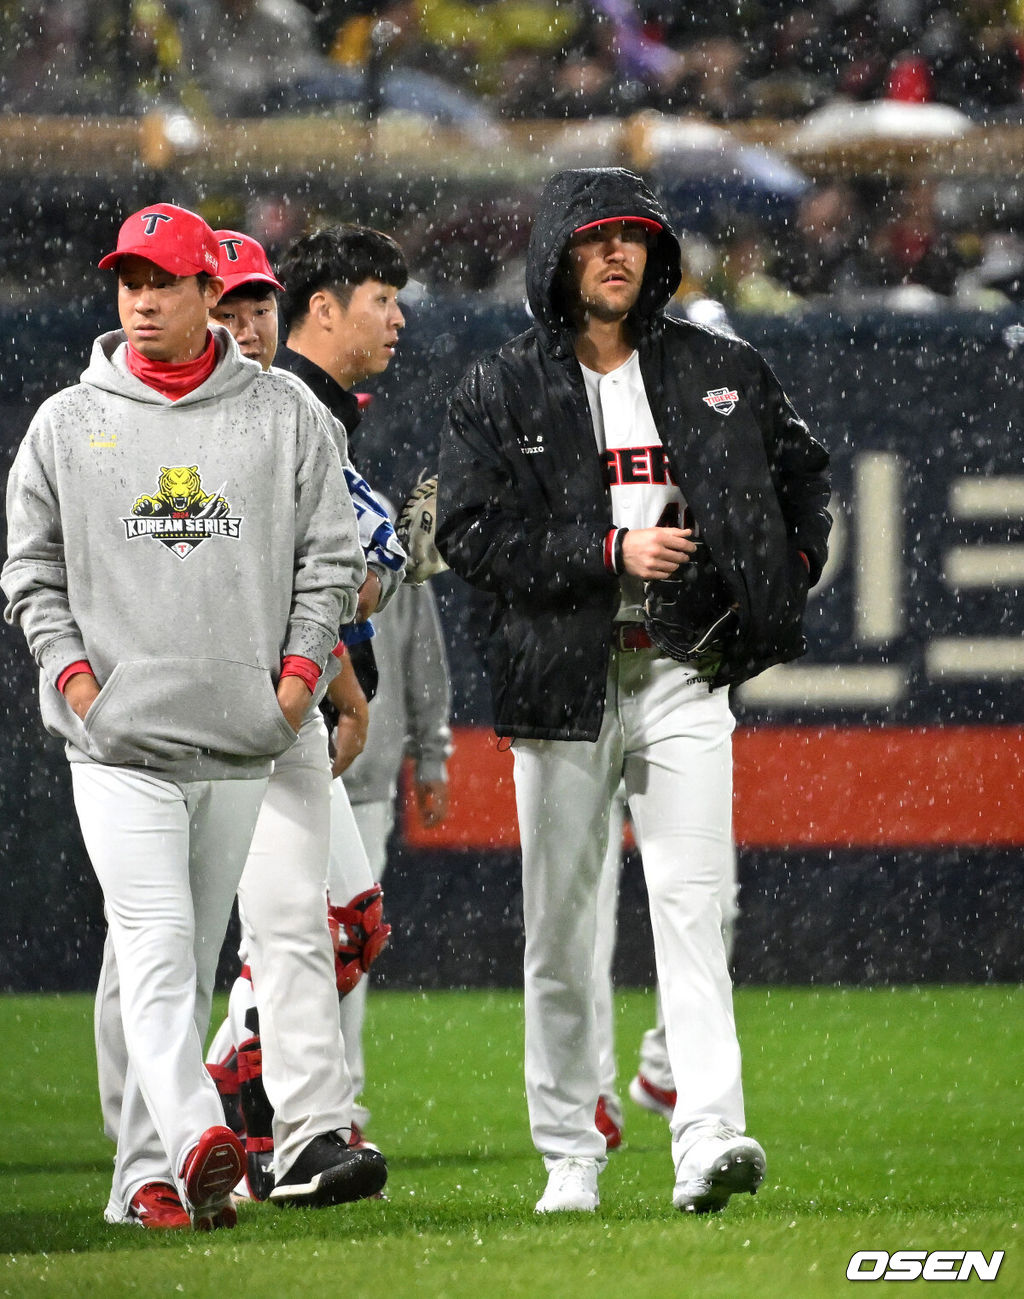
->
[436,167,832,741]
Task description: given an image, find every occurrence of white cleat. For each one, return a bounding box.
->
[534,1157,600,1213]
[672,1125,766,1215]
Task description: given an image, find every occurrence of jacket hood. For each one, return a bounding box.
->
[526,167,681,353]
[81,324,261,405]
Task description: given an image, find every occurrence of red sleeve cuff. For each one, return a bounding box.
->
[57,660,94,694]
[280,655,322,692]
[604,527,617,572]
[331,640,347,658]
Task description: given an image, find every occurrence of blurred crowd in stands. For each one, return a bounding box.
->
[399,174,1024,313]
[2,1,1024,311]
[5,0,1023,123]
[343,0,1024,123]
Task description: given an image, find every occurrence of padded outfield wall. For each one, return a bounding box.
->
[2,298,1023,989]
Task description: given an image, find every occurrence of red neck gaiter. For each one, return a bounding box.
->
[126,333,217,400]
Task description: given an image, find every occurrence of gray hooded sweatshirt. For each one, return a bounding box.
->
[2,326,365,780]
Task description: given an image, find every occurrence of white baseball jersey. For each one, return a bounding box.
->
[580,351,690,622]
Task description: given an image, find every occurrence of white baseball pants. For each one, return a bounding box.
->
[594,790,740,1111]
[76,764,267,1219]
[235,712,370,1177]
[593,787,627,1124]
[325,776,375,904]
[514,648,744,1162]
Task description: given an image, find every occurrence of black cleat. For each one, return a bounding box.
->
[268,1131,387,1207]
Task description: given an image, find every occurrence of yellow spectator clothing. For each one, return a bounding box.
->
[417,0,579,90]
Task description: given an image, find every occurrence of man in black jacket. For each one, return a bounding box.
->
[276,224,409,633]
[437,167,830,1215]
[200,226,409,1195]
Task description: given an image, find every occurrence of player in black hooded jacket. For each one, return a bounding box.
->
[437,167,830,1215]
[439,167,830,738]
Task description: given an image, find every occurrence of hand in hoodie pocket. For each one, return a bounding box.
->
[79,658,298,767]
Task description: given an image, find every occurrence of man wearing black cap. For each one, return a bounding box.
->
[437,168,831,1215]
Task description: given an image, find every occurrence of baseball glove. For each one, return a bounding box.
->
[643,545,738,666]
[395,471,448,585]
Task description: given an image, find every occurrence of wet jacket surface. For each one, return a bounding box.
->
[437,168,832,741]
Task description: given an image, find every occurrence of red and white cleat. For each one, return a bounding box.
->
[180,1125,244,1230]
[126,1181,190,1230]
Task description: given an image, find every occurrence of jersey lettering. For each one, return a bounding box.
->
[604,445,675,487]
[656,503,698,534]
[657,503,680,528]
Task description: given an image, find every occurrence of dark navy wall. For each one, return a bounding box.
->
[2,299,1023,990]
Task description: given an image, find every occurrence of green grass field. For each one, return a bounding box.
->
[1,986,1020,1297]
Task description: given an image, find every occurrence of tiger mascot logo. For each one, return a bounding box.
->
[132,465,229,519]
[123,465,241,559]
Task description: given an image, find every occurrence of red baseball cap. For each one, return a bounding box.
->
[98,203,220,277]
[572,216,663,236]
[214,229,285,295]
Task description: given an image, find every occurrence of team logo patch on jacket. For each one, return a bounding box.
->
[703,387,738,415]
[123,465,242,560]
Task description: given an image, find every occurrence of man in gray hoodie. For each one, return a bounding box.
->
[2,203,363,1232]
